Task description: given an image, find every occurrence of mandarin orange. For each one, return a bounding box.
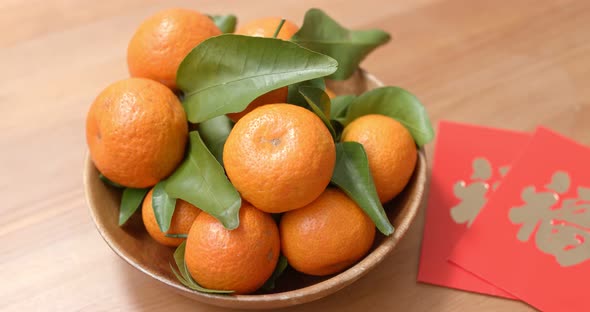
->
[280,188,376,276]
[185,203,280,294]
[127,8,221,89]
[236,17,298,40]
[223,104,336,213]
[342,114,417,203]
[86,78,187,188]
[142,188,201,247]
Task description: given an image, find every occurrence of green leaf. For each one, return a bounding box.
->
[164,131,241,230]
[152,181,177,232]
[298,86,336,139]
[177,34,338,123]
[208,14,237,33]
[174,242,201,290]
[344,87,434,147]
[171,241,234,293]
[331,142,394,235]
[291,8,391,80]
[330,119,344,142]
[261,255,289,291]
[331,95,356,122]
[118,188,149,226]
[328,95,356,141]
[98,173,124,188]
[198,115,233,166]
[170,264,190,286]
[287,78,326,107]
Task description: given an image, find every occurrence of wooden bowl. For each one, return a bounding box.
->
[84,70,428,310]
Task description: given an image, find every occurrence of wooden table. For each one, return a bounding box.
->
[2,0,588,311]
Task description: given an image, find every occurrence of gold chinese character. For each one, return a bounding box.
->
[509,171,590,267]
[451,157,509,227]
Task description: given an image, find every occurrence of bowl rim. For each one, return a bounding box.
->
[84,71,428,308]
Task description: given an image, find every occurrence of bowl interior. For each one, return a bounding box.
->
[84,70,428,309]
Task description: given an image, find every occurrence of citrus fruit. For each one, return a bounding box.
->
[127,8,221,89]
[236,17,299,40]
[185,202,280,294]
[342,114,417,203]
[86,78,188,188]
[223,104,336,213]
[280,188,376,276]
[142,188,201,247]
[226,87,288,122]
[227,17,298,122]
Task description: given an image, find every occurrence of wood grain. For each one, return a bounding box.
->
[1,0,588,311]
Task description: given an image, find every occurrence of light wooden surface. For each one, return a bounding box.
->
[1,0,588,311]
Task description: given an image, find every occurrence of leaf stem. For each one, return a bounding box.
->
[165,233,188,238]
[272,19,286,38]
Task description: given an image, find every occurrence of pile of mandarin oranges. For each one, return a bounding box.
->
[86,8,420,294]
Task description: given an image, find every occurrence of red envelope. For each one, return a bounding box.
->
[418,121,530,298]
[450,128,590,311]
